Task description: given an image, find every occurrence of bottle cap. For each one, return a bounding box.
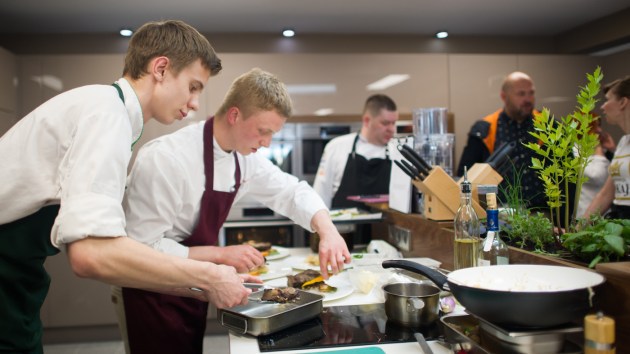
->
[486,193,497,209]
[461,166,472,193]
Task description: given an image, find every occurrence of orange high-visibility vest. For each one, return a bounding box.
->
[481,109,540,153]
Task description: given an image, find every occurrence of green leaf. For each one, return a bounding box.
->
[603,234,626,256]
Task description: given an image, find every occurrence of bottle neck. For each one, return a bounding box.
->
[487,209,499,232]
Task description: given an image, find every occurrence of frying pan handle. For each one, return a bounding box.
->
[382,260,450,291]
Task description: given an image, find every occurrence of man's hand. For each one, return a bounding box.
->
[189,244,265,273]
[311,210,351,279]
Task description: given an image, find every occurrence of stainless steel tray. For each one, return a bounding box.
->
[218,289,323,336]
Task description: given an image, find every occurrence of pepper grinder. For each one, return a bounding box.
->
[584,311,615,354]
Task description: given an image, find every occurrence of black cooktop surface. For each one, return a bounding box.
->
[258,303,440,352]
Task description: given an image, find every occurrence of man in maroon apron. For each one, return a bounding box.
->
[118,68,351,353]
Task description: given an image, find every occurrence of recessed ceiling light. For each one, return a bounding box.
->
[436,31,448,39]
[366,74,410,91]
[119,28,133,37]
[282,28,295,38]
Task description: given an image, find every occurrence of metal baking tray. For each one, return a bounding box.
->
[218,288,323,336]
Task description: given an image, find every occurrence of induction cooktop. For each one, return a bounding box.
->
[258,303,440,352]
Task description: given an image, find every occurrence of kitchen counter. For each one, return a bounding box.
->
[228,247,452,354]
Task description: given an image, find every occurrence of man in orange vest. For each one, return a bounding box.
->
[457,71,546,209]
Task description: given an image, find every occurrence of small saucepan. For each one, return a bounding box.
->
[382,282,440,328]
[383,260,606,328]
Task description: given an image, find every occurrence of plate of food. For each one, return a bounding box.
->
[292,254,354,272]
[247,265,293,281]
[244,241,291,261]
[282,269,354,302]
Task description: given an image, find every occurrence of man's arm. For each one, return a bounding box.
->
[66,236,252,309]
[584,176,615,218]
[310,209,351,279]
[457,121,491,176]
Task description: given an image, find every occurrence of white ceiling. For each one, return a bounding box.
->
[0,0,629,37]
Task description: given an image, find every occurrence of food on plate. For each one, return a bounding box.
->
[350,270,377,294]
[248,264,268,276]
[287,269,337,293]
[305,254,320,266]
[244,240,279,257]
[260,287,300,303]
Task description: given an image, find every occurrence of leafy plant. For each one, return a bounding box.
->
[563,215,630,267]
[524,67,603,232]
[499,163,557,252]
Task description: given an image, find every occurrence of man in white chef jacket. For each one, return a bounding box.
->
[117,68,351,354]
[313,94,399,209]
[313,94,398,243]
[0,20,257,354]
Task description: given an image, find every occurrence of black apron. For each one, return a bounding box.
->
[122,118,241,354]
[331,134,392,209]
[0,83,128,353]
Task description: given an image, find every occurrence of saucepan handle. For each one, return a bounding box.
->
[382,259,450,291]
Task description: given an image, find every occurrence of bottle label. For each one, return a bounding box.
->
[478,258,491,267]
[496,256,509,265]
[483,231,495,252]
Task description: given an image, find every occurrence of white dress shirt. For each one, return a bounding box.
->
[123,120,328,258]
[612,135,630,207]
[0,78,143,247]
[574,146,610,217]
[313,132,396,208]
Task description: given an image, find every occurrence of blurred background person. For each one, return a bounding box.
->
[585,76,630,219]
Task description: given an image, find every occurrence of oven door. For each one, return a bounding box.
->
[219,219,304,247]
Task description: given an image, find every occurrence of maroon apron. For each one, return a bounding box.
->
[122,118,241,354]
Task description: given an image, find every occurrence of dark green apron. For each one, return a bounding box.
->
[0,83,127,353]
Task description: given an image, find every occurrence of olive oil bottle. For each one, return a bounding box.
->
[453,167,480,270]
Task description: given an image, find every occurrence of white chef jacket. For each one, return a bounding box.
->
[123,120,328,258]
[313,132,397,208]
[612,135,630,207]
[0,78,143,247]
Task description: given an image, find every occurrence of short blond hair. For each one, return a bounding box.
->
[216,68,292,119]
[123,20,222,80]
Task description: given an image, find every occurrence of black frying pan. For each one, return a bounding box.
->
[382,260,605,328]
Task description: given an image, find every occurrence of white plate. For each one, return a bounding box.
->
[264,246,290,261]
[256,267,293,281]
[305,284,354,302]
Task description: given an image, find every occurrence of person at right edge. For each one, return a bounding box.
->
[585,76,630,219]
[457,72,548,211]
[313,94,398,244]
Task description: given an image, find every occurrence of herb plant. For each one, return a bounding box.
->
[524,67,603,232]
[563,215,630,267]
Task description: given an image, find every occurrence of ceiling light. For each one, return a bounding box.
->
[435,31,449,39]
[366,74,410,91]
[314,108,334,116]
[286,84,336,94]
[119,28,133,37]
[282,28,295,38]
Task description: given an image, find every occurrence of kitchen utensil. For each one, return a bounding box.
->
[415,332,435,354]
[394,160,420,180]
[382,282,440,328]
[399,144,432,174]
[400,159,424,180]
[382,260,605,328]
[218,288,323,336]
[485,141,515,166]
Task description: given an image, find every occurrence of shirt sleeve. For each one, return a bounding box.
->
[239,155,327,231]
[52,103,131,247]
[312,141,336,208]
[123,144,190,258]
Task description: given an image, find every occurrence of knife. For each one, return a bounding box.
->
[398,145,431,177]
[400,144,433,172]
[400,159,425,180]
[394,160,420,181]
[485,141,515,167]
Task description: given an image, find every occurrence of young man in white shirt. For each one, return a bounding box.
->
[117,68,351,353]
[0,20,255,354]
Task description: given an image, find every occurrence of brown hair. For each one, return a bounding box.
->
[216,68,292,119]
[363,94,397,117]
[603,76,630,99]
[123,20,222,80]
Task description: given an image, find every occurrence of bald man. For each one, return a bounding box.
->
[457,71,546,209]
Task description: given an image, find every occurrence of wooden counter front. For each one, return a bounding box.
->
[367,203,454,270]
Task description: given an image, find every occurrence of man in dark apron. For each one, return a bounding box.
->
[314,94,398,244]
[0,20,252,354]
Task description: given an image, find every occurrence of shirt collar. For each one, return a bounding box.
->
[115,78,144,147]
